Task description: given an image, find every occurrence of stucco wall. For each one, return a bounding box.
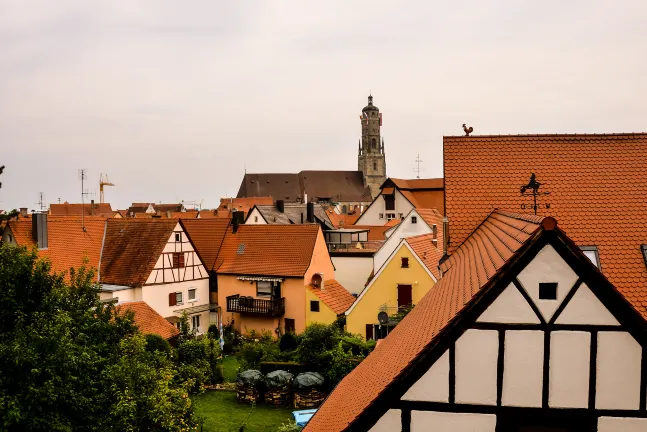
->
[330,255,373,295]
[373,210,433,271]
[356,190,415,226]
[305,288,338,326]
[245,208,266,224]
[142,279,209,319]
[345,243,434,338]
[303,228,335,286]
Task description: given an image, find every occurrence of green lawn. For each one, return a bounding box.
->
[194,391,295,432]
[221,355,241,382]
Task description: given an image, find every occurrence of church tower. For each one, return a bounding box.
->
[358,94,387,198]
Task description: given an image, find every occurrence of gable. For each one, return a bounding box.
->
[373,209,434,271]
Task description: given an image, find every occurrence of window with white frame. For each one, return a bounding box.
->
[191,315,201,332]
[379,213,384,219]
[579,246,600,268]
[386,213,396,220]
[188,288,196,301]
[176,292,183,305]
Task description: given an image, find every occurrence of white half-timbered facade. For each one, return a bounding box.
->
[99,219,212,335]
[306,212,647,432]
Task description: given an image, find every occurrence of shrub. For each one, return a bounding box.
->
[144,333,172,356]
[279,332,298,352]
[295,323,341,369]
[278,420,302,431]
[207,323,220,339]
[237,336,280,371]
[175,337,221,392]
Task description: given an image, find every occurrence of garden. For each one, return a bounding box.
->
[194,319,376,431]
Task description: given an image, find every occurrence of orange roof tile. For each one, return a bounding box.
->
[181,218,231,271]
[305,211,544,432]
[405,233,443,279]
[7,216,106,275]
[215,224,320,277]
[350,225,392,242]
[444,133,647,318]
[217,197,274,216]
[50,202,113,217]
[100,219,177,287]
[381,178,445,211]
[388,178,444,190]
[307,279,356,315]
[116,301,179,340]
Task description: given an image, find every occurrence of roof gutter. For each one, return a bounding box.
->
[97,219,108,282]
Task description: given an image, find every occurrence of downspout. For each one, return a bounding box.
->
[97,219,108,282]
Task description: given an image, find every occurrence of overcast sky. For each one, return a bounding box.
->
[1,1,646,211]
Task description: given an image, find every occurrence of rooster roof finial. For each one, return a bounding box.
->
[462,124,473,137]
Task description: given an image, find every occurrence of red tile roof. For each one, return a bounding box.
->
[50,202,113,217]
[388,178,444,190]
[100,219,177,287]
[7,216,106,275]
[381,178,445,211]
[350,225,393,242]
[405,233,443,279]
[444,133,647,318]
[215,224,320,277]
[305,211,544,432]
[307,279,356,315]
[217,197,274,216]
[181,218,231,271]
[116,301,179,340]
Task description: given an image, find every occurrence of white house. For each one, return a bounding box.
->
[306,212,647,432]
[372,208,443,272]
[355,178,444,226]
[99,219,212,335]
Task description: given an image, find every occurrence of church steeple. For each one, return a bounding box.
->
[358,94,386,198]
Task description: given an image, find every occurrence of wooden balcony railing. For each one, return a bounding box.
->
[226,294,285,317]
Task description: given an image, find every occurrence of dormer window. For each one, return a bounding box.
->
[580,246,600,268]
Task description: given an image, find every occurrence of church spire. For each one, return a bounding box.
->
[358,94,386,198]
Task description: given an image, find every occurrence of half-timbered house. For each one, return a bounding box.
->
[99,219,212,334]
[306,211,647,431]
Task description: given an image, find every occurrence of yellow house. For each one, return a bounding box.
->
[345,233,441,339]
[306,279,356,326]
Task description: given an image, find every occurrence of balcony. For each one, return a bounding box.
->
[226,294,285,317]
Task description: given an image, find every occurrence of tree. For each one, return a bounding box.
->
[0,243,199,431]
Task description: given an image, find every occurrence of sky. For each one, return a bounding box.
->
[1,1,646,211]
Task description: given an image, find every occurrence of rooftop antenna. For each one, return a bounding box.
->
[78,169,94,231]
[35,192,46,212]
[413,154,424,179]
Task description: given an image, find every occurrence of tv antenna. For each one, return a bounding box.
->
[413,154,424,179]
[78,169,94,231]
[35,192,46,212]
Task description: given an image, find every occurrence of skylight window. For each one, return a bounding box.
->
[580,246,600,268]
[237,243,246,255]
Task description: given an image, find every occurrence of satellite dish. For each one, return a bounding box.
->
[377,311,389,325]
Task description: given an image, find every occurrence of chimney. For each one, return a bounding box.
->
[166,209,172,218]
[276,199,285,213]
[432,224,438,247]
[90,199,95,216]
[32,212,48,249]
[19,207,28,218]
[306,202,315,223]
[304,193,308,203]
[442,216,449,253]
[232,211,245,233]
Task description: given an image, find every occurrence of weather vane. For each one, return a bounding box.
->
[520,173,551,215]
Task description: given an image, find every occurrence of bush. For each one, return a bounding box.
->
[295,323,341,369]
[175,337,221,392]
[278,420,302,431]
[237,336,280,371]
[207,323,220,339]
[279,332,298,352]
[144,333,171,356]
[260,361,305,376]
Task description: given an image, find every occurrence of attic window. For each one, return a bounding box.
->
[237,243,246,255]
[580,246,600,268]
[401,257,409,268]
[539,282,558,300]
[175,233,181,242]
[310,301,320,312]
[411,216,417,224]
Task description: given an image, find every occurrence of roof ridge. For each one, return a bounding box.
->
[444,132,647,138]
[492,210,545,224]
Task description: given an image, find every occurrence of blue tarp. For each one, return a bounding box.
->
[292,409,317,427]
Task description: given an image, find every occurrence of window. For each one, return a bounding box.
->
[172,253,185,268]
[539,282,558,300]
[373,162,377,170]
[399,213,404,219]
[384,194,395,211]
[580,246,600,268]
[371,138,377,149]
[642,245,647,269]
[285,318,295,334]
[342,205,348,214]
[386,213,396,220]
[188,288,196,301]
[411,216,418,224]
[257,281,273,297]
[310,301,320,312]
[254,216,258,222]
[379,213,384,219]
[401,257,409,268]
[175,232,181,242]
[176,292,183,305]
[191,315,201,332]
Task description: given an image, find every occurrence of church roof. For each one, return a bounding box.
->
[362,95,379,112]
[237,171,372,204]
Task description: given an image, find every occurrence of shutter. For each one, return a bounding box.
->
[169,292,177,306]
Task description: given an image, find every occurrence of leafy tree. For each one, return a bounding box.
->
[295,323,341,368]
[144,333,172,356]
[279,332,298,352]
[0,244,199,431]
